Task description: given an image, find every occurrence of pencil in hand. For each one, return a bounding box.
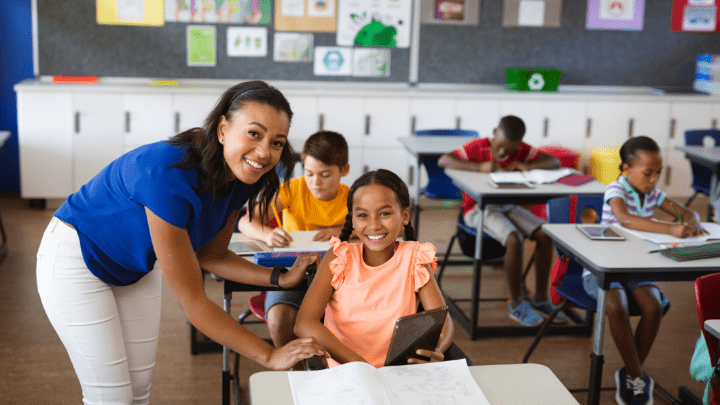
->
[271,202,283,230]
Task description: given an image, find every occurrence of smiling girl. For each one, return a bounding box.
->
[36,81,326,404]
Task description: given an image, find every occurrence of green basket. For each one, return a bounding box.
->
[506,68,561,92]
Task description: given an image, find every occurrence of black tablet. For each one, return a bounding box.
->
[384,306,448,366]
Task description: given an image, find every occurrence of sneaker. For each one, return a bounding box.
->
[530,298,568,323]
[630,373,654,405]
[508,300,543,326]
[615,367,633,405]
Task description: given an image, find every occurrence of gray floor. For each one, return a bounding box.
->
[0,195,710,404]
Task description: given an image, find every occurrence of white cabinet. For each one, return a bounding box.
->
[72,93,125,192]
[17,91,73,198]
[123,93,174,153]
[455,98,500,137]
[410,98,456,132]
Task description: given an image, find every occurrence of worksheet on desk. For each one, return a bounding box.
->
[273,230,330,252]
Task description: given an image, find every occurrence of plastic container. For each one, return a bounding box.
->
[591,147,621,185]
[506,68,561,92]
[531,146,581,219]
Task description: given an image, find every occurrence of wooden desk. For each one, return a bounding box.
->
[249,363,579,405]
[443,169,606,339]
[398,136,472,235]
[705,319,720,339]
[675,145,720,222]
[542,224,720,405]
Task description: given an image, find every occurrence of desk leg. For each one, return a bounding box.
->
[587,287,607,405]
[470,200,484,340]
[223,292,231,405]
[414,158,422,236]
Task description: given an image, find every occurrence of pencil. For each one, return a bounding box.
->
[671,202,683,224]
[271,202,283,230]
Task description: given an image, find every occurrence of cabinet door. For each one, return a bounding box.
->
[123,93,174,153]
[499,99,544,146]
[363,147,411,185]
[364,97,411,147]
[72,92,125,192]
[542,100,587,151]
[286,96,318,147]
[17,91,73,198]
[455,98,500,137]
[410,98,456,132]
[173,93,221,134]
[669,102,714,149]
[317,97,364,147]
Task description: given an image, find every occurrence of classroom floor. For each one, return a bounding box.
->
[0,194,711,404]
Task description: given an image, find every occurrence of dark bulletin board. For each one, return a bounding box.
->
[35,0,410,82]
[418,1,720,86]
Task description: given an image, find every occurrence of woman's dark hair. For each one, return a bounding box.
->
[338,169,415,242]
[302,131,349,168]
[166,80,295,223]
[618,135,660,172]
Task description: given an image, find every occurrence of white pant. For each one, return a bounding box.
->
[37,217,162,405]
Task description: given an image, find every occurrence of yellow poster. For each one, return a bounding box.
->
[97,0,165,26]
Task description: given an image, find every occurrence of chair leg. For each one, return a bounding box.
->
[522,299,569,363]
[436,233,458,288]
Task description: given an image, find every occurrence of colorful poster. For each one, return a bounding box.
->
[187,25,217,66]
[227,27,267,57]
[420,0,480,25]
[273,33,314,61]
[166,0,271,24]
[586,0,644,30]
[502,0,561,28]
[353,48,390,77]
[336,0,412,48]
[314,47,353,75]
[97,0,164,26]
[671,0,720,32]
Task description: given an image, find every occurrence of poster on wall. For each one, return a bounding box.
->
[166,0,271,24]
[314,47,353,75]
[336,0,412,48]
[502,0,562,28]
[586,0,645,30]
[671,0,720,32]
[97,0,164,26]
[420,0,480,25]
[275,0,337,32]
[187,25,217,66]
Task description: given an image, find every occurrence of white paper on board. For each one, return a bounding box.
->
[518,0,545,26]
[314,47,353,75]
[227,27,267,57]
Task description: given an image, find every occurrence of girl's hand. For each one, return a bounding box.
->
[313,228,341,241]
[265,228,293,247]
[669,223,696,238]
[266,337,329,370]
[407,348,445,364]
[281,253,321,288]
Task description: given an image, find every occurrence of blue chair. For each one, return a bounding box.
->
[414,129,478,199]
[684,130,720,213]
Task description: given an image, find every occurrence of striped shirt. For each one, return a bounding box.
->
[601,176,666,225]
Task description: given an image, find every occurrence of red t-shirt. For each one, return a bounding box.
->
[452,138,540,215]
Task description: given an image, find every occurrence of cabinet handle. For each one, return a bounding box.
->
[319,114,324,131]
[365,115,370,136]
[586,118,592,138]
[408,166,414,185]
[665,166,672,186]
[543,118,549,138]
[456,117,461,130]
[713,119,718,129]
[669,118,676,139]
[411,116,416,135]
[363,165,369,174]
[175,112,180,134]
[628,118,634,138]
[125,111,131,133]
[74,112,80,134]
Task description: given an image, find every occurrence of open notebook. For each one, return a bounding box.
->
[489,168,575,185]
[615,222,720,246]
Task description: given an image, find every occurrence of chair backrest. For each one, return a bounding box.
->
[695,273,720,380]
[413,129,478,199]
[685,130,720,194]
[414,129,479,137]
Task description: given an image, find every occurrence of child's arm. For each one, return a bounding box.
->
[505,151,561,172]
[409,266,454,364]
[294,248,369,365]
[659,197,708,236]
[236,196,294,247]
[608,197,695,238]
[438,152,498,173]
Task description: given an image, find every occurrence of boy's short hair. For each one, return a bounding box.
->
[302,131,349,168]
[498,115,526,142]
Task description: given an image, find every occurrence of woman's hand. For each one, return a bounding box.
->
[280,253,321,288]
[669,223,696,238]
[266,337,329,370]
[265,228,293,247]
[313,227,341,241]
[407,347,445,364]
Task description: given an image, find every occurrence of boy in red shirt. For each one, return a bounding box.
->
[438,115,565,326]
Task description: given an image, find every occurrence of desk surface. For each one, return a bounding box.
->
[249,363,579,405]
[706,320,720,339]
[398,136,473,157]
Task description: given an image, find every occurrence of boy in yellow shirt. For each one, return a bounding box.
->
[238,131,350,351]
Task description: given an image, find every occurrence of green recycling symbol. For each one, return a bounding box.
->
[323,51,345,71]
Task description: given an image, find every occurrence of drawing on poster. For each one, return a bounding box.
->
[682,5,717,31]
[227,27,267,57]
[434,0,465,21]
[314,47,353,75]
[274,33,314,62]
[353,48,390,77]
[337,0,412,48]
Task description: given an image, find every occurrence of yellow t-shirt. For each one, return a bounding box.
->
[277,177,349,232]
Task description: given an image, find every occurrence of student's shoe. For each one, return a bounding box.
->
[630,373,654,405]
[508,300,543,327]
[530,298,568,323]
[615,367,633,405]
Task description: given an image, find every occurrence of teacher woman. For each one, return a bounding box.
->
[36,81,327,404]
